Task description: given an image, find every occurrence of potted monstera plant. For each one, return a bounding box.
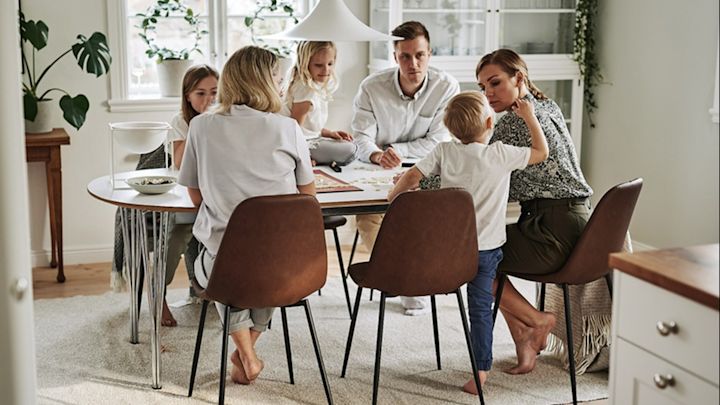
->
[136,0,207,97]
[20,12,112,133]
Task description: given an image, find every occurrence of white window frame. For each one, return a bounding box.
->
[106,0,309,112]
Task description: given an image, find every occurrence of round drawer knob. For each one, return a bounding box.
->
[11,277,29,300]
[656,321,678,336]
[653,373,675,389]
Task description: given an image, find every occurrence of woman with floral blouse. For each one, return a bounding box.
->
[475,48,593,378]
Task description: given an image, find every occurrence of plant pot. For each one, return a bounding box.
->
[25,100,54,134]
[109,121,170,154]
[157,59,194,97]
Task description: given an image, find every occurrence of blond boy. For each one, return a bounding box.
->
[388,91,548,392]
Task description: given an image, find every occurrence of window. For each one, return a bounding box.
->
[107,0,308,111]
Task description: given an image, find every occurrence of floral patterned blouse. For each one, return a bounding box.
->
[490,93,592,202]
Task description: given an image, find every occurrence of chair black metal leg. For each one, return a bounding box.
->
[604,273,613,296]
[369,289,374,301]
[188,300,209,397]
[341,287,363,378]
[303,300,334,405]
[492,273,506,325]
[281,306,294,384]
[219,307,231,405]
[372,293,387,405]
[562,284,578,405]
[539,282,546,312]
[456,289,485,405]
[317,289,322,296]
[431,295,441,370]
[348,229,359,266]
[332,228,352,317]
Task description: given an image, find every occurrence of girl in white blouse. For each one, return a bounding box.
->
[283,41,357,165]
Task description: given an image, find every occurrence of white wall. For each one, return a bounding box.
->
[1,0,38,402]
[23,0,369,265]
[583,0,719,248]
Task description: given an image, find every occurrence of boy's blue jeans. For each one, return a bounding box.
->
[467,248,503,371]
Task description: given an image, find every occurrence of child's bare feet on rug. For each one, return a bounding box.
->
[161,299,177,327]
[462,370,488,395]
[506,312,556,374]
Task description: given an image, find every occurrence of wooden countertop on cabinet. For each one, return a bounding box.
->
[608,244,719,405]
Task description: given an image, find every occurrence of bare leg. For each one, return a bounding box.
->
[229,328,264,384]
[462,371,488,395]
[161,299,177,327]
[497,279,556,374]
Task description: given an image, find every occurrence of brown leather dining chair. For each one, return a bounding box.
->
[187,194,333,405]
[340,188,486,405]
[492,178,643,405]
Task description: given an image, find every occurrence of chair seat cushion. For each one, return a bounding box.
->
[323,215,347,229]
[348,262,372,288]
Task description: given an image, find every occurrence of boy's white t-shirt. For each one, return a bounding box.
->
[414,140,530,250]
[178,105,315,255]
[281,82,329,140]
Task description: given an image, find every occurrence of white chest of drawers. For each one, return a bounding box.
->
[608,245,719,405]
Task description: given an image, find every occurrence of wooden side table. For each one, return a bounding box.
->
[25,128,70,282]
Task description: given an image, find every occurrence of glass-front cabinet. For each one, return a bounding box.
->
[369,0,584,155]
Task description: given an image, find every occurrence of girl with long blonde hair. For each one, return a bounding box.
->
[283,41,357,165]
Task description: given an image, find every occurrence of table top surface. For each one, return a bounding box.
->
[87,161,405,213]
[25,128,71,146]
[609,244,719,310]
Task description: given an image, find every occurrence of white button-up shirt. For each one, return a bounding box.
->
[351,66,460,162]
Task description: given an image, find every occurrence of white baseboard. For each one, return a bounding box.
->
[31,245,114,267]
[630,240,655,252]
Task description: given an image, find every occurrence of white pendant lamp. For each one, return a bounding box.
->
[262,0,402,42]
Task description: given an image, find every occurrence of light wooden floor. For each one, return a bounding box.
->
[32,246,607,405]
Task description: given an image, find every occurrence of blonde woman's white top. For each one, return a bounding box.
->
[178,105,315,255]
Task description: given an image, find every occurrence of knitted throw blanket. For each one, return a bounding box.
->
[541,232,633,374]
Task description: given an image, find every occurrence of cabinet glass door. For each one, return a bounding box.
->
[402,0,489,57]
[370,0,391,60]
[497,0,576,55]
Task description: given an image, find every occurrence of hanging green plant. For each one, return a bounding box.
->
[573,0,601,127]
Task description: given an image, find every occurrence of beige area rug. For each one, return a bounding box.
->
[35,277,608,404]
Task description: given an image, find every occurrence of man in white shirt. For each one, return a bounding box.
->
[351,21,460,315]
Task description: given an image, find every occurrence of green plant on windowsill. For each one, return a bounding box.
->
[19,11,112,130]
[244,0,299,58]
[135,0,207,62]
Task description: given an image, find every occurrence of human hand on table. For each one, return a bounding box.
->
[370,147,402,169]
[322,130,353,142]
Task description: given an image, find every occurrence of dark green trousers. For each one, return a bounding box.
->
[500,198,591,276]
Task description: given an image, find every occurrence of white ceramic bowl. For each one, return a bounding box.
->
[126,176,177,195]
[109,121,170,154]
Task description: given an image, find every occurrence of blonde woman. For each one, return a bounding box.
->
[283,41,356,165]
[178,46,315,384]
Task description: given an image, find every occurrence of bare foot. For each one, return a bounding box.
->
[462,370,488,395]
[230,350,253,385]
[161,299,177,327]
[236,351,265,382]
[505,312,556,374]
